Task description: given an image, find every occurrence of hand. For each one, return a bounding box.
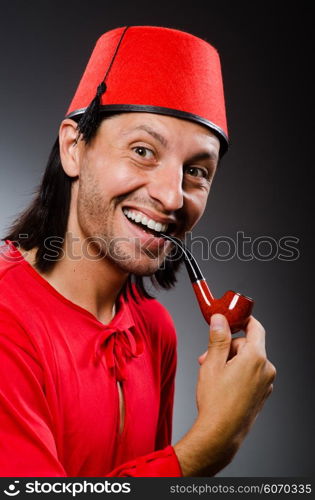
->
[173,314,276,476]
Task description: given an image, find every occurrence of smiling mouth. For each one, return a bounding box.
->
[122,208,175,237]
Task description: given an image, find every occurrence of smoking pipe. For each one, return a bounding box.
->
[161,234,254,333]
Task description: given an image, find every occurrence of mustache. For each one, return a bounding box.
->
[113,194,175,217]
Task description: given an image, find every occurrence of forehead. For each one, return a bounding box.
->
[99,112,220,155]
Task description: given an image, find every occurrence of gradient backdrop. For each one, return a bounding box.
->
[0,1,313,477]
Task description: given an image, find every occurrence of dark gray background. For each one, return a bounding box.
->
[0,1,313,477]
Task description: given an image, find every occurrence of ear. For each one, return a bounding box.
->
[59,119,82,177]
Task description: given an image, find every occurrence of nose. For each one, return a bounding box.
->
[148,163,184,212]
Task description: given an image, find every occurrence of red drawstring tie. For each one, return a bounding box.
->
[94,327,143,382]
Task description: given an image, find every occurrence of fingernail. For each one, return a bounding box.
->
[210,314,225,331]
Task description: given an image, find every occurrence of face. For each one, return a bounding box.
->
[73,112,220,275]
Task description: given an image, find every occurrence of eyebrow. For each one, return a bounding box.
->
[126,125,169,148]
[187,151,219,166]
[124,124,219,165]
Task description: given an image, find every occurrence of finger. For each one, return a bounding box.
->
[267,383,274,397]
[227,336,246,360]
[205,314,232,368]
[198,351,208,365]
[244,316,266,356]
[199,318,239,365]
[258,384,274,412]
[266,361,277,383]
[252,384,275,424]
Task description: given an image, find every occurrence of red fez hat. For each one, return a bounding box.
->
[66,26,229,157]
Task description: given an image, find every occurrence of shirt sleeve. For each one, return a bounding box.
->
[0,312,182,477]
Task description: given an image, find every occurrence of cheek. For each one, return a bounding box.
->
[185,193,208,229]
[77,177,104,224]
[92,159,147,198]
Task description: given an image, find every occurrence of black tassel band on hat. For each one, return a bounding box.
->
[76,82,107,142]
[77,26,130,142]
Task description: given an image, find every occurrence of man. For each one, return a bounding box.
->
[0,26,275,476]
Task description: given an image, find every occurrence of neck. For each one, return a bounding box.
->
[22,233,128,325]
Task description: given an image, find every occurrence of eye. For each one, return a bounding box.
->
[132,146,154,159]
[184,165,209,180]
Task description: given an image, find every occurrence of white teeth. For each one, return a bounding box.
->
[123,208,168,233]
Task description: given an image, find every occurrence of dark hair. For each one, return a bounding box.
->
[3,115,183,300]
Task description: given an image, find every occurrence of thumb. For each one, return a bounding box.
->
[206,313,232,368]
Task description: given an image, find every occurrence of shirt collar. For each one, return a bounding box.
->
[94,289,143,381]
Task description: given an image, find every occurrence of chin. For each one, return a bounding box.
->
[106,240,167,275]
[116,258,162,277]
[107,250,163,276]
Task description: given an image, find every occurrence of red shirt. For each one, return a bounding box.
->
[0,241,182,477]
